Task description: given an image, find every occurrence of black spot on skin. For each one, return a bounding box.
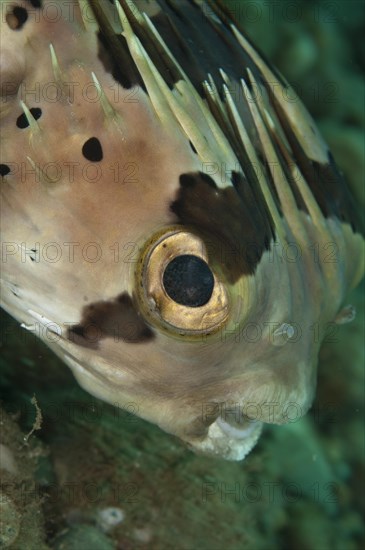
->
[27,0,42,7]
[163,255,214,307]
[68,292,154,348]
[82,137,103,162]
[170,172,274,284]
[0,164,11,177]
[16,107,42,129]
[189,141,198,154]
[6,6,28,30]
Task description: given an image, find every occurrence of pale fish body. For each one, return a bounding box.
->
[0,0,363,460]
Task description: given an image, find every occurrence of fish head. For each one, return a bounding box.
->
[1,0,363,460]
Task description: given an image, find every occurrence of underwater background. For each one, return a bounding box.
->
[0,0,364,548]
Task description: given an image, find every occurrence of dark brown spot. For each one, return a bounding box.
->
[280,119,361,233]
[16,107,42,129]
[97,31,143,90]
[82,137,103,162]
[264,86,363,235]
[6,6,28,30]
[170,172,274,284]
[0,164,11,177]
[310,153,361,233]
[68,292,154,348]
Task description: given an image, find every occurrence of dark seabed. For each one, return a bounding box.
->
[0,0,364,548]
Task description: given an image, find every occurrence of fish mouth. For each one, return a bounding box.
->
[188,415,263,461]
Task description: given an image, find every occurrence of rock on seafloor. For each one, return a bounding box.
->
[0,408,49,549]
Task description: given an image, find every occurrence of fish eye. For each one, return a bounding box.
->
[162,254,214,308]
[136,229,229,335]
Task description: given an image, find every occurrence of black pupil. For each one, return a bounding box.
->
[163,255,214,307]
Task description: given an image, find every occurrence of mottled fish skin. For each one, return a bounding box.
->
[0,0,364,460]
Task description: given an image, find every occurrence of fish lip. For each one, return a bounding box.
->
[216,415,261,440]
[188,416,263,461]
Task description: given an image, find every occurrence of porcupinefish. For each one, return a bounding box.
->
[0,0,364,460]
